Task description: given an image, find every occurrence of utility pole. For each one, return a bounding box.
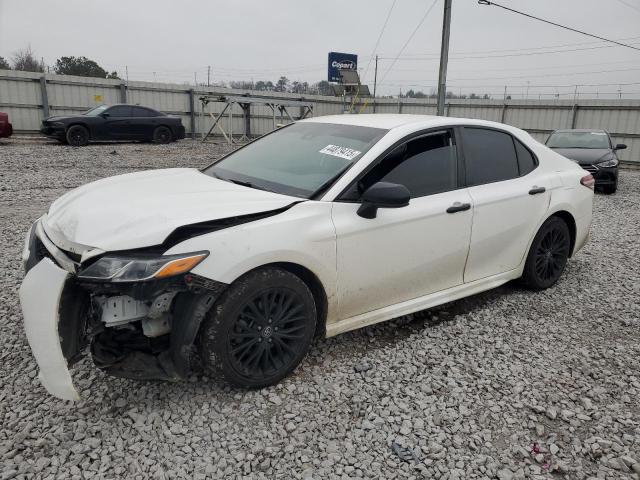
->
[373,55,378,98]
[526,81,530,100]
[436,0,453,116]
[207,66,211,87]
[373,55,379,113]
[503,85,507,100]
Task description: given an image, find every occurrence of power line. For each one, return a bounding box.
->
[614,0,640,14]
[362,0,397,83]
[381,40,640,61]
[378,0,440,85]
[478,0,640,52]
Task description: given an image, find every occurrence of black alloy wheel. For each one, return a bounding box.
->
[229,288,308,379]
[522,216,571,289]
[66,125,89,147]
[153,126,172,144]
[199,267,316,388]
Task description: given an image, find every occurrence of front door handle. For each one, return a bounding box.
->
[446,202,471,214]
[529,186,546,195]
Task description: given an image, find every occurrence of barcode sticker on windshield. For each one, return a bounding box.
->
[319,144,362,161]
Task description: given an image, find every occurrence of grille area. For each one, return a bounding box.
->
[581,164,597,174]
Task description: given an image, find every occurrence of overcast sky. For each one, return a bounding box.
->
[1,0,639,99]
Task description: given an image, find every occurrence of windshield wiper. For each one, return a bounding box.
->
[225,177,276,193]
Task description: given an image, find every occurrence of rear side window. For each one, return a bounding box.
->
[514,139,537,175]
[106,106,132,117]
[462,127,519,185]
[132,107,155,117]
[343,130,457,199]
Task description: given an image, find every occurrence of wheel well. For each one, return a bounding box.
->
[266,262,328,337]
[551,210,577,257]
[66,123,90,137]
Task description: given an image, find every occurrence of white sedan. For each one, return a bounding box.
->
[20,114,593,400]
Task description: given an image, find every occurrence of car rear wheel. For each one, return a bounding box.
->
[601,182,617,194]
[199,267,316,388]
[66,125,89,147]
[521,216,571,290]
[152,126,172,144]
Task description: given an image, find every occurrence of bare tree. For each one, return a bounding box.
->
[0,56,10,70]
[12,46,45,72]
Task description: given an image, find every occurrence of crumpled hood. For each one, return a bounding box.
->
[550,148,612,165]
[44,168,299,252]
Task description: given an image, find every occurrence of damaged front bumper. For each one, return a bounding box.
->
[19,258,79,400]
[19,219,226,401]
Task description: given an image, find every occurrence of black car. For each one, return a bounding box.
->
[546,129,626,194]
[41,104,185,147]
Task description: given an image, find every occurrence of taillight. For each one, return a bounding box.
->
[581,174,595,189]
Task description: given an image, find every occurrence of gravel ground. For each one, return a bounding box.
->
[1,138,639,480]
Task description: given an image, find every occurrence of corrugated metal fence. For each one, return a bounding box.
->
[1,69,639,163]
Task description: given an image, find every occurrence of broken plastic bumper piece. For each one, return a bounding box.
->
[19,258,80,401]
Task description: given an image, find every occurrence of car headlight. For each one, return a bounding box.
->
[77,251,208,282]
[596,158,618,168]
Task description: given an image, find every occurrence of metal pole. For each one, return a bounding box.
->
[39,76,50,119]
[188,89,196,140]
[373,55,378,98]
[207,66,211,87]
[373,55,379,114]
[436,0,452,116]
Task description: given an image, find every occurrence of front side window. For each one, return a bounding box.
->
[343,130,457,200]
[106,106,133,117]
[462,127,519,185]
[546,131,610,149]
[204,122,388,198]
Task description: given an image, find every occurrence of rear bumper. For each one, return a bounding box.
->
[0,122,12,138]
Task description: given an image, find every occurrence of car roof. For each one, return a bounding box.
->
[301,114,523,133]
[552,128,608,134]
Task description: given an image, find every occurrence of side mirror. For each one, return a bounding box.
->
[357,182,410,219]
[614,143,627,150]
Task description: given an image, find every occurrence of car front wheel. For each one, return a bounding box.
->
[199,267,317,388]
[66,125,89,147]
[521,216,571,290]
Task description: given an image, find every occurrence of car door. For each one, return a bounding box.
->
[460,126,552,283]
[331,129,474,320]
[130,106,159,139]
[101,105,134,139]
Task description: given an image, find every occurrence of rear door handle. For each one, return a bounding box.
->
[528,186,546,195]
[446,202,471,214]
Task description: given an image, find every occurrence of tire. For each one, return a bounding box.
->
[152,126,172,144]
[199,267,317,388]
[521,216,571,290]
[601,183,617,194]
[66,125,89,147]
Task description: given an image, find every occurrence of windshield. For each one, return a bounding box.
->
[205,122,388,198]
[546,131,610,149]
[84,105,109,116]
